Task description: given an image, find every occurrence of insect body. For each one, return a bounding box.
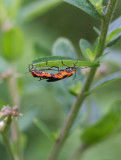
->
[30,70,54,80]
[29,64,54,81]
[47,67,76,82]
[29,61,77,82]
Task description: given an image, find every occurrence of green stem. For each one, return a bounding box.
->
[47,0,117,160]
[7,65,22,160]
[2,132,15,160]
[69,143,88,160]
[2,116,15,160]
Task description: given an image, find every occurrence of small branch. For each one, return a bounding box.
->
[1,116,15,160]
[47,0,117,160]
[2,132,15,160]
[69,143,88,160]
[7,65,22,160]
[7,66,20,106]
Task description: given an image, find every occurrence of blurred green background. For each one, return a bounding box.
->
[0,0,121,160]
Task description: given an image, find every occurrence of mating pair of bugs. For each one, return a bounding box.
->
[29,61,78,82]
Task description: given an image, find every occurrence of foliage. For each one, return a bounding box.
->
[32,56,99,67]
[0,0,121,160]
[81,100,121,145]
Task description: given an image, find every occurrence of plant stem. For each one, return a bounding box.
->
[69,143,88,160]
[2,116,15,160]
[47,0,117,160]
[7,64,22,160]
[2,132,15,160]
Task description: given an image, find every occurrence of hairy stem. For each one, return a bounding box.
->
[2,116,15,160]
[69,143,88,160]
[7,64,22,160]
[47,0,117,159]
[2,132,15,160]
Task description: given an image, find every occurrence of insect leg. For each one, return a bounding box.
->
[38,78,44,81]
[48,66,60,72]
[61,61,69,68]
[28,64,36,71]
[74,61,78,68]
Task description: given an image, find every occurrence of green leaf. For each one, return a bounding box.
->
[81,100,121,145]
[52,37,77,58]
[107,16,121,46]
[88,0,105,14]
[2,27,23,61]
[98,0,103,6]
[107,36,121,47]
[93,26,100,35]
[31,56,99,67]
[34,119,53,141]
[19,0,62,22]
[69,81,82,96]
[108,16,121,33]
[106,28,121,44]
[51,130,60,141]
[86,48,94,61]
[96,6,106,12]
[89,0,96,6]
[79,39,93,60]
[87,71,121,95]
[93,38,99,57]
[64,0,102,19]
[89,0,103,8]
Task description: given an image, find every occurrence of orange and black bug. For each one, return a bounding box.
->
[47,61,78,82]
[29,61,81,82]
[29,64,55,81]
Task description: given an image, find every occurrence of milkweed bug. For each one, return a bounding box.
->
[47,61,78,82]
[28,64,55,81]
[29,61,88,82]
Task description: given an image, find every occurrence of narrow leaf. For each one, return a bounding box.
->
[89,0,96,7]
[107,16,121,46]
[108,16,121,34]
[96,6,106,12]
[93,38,99,57]
[64,0,102,19]
[81,100,121,145]
[87,71,121,95]
[31,56,99,67]
[98,0,103,6]
[79,39,93,60]
[34,119,53,141]
[106,28,121,43]
[86,48,94,61]
[93,26,100,35]
[69,81,82,96]
[107,36,121,47]
[89,0,104,11]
